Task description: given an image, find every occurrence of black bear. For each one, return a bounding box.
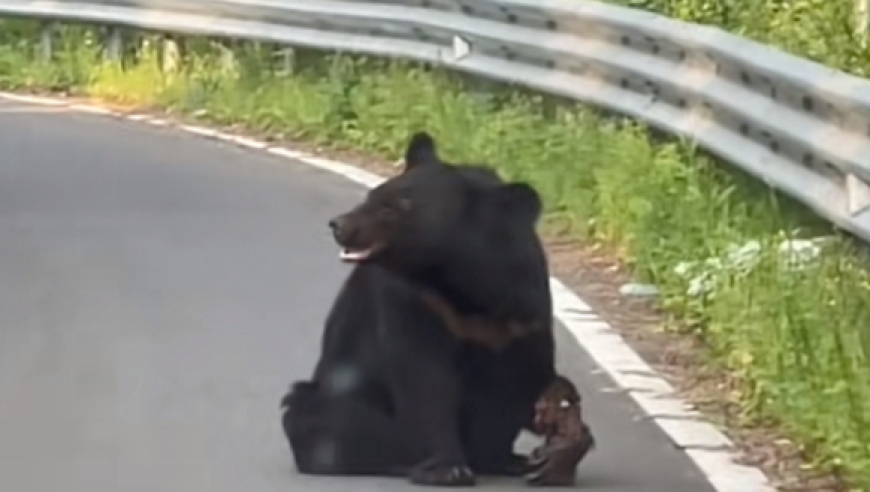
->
[281,132,560,486]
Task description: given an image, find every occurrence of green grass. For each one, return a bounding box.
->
[3,20,870,488]
[608,0,870,78]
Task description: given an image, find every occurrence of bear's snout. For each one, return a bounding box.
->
[328,215,354,245]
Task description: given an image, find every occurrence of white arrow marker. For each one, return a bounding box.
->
[452,35,472,61]
[847,173,870,216]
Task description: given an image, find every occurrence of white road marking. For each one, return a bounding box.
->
[0,105,76,113]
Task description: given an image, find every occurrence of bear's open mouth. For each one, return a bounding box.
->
[339,243,384,262]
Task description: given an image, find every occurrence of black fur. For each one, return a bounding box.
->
[282,131,556,486]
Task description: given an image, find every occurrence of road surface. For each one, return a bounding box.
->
[0,98,718,491]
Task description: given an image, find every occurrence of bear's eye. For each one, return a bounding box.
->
[375,197,411,221]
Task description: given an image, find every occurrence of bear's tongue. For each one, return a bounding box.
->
[339,247,373,262]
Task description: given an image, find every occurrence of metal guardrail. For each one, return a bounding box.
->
[3,0,870,242]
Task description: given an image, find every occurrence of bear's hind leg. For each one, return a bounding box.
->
[281,381,422,477]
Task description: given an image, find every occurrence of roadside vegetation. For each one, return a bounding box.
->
[2,11,870,488]
[611,0,870,77]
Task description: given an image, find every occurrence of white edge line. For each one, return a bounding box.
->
[68,103,114,115]
[0,92,67,105]
[0,91,775,492]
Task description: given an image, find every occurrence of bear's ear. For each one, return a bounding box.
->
[493,182,543,223]
[403,131,441,171]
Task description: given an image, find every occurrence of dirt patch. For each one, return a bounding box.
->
[543,237,848,492]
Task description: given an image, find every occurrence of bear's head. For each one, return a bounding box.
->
[327,131,544,278]
[327,132,552,322]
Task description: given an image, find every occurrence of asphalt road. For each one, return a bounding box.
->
[0,98,718,491]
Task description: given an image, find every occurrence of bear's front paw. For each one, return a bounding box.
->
[410,462,476,487]
[524,426,596,487]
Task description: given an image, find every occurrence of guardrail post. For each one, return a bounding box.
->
[847,174,870,216]
[275,47,295,76]
[212,40,238,78]
[162,36,180,73]
[105,26,122,61]
[38,21,54,62]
